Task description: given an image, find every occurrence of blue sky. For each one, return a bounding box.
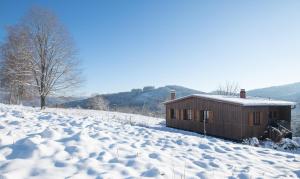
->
[0,0,300,95]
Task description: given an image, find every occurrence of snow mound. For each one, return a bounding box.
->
[40,127,61,140]
[6,137,39,159]
[262,138,300,151]
[242,137,260,146]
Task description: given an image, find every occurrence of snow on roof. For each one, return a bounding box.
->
[164,94,297,106]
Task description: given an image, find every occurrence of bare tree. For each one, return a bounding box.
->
[0,26,34,104]
[21,7,82,109]
[216,81,240,96]
[0,7,82,108]
[88,95,108,110]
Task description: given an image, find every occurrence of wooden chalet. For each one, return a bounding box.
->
[164,90,296,141]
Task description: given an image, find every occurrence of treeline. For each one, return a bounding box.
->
[0,7,82,108]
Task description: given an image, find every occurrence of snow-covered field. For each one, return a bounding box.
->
[0,104,299,179]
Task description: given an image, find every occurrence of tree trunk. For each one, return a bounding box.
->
[40,95,46,109]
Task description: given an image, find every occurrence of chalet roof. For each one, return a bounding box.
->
[163,94,297,107]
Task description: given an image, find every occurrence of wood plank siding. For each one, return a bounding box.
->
[165,96,292,141]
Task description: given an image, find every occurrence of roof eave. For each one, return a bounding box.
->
[163,94,296,107]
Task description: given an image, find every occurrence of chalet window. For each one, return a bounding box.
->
[201,110,213,123]
[170,108,175,119]
[268,111,278,119]
[252,112,261,125]
[269,111,272,118]
[249,112,261,126]
[187,109,192,120]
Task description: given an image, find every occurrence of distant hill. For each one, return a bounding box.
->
[62,85,204,116]
[248,82,300,102]
[2,82,300,115]
[61,82,300,116]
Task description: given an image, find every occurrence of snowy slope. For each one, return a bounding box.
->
[0,104,299,179]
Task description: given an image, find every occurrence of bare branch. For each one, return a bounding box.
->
[216,81,240,96]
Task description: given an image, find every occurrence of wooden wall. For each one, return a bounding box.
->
[165,97,292,140]
[241,106,291,138]
[241,106,269,139]
[166,97,243,140]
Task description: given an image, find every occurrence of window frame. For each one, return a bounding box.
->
[201,110,212,123]
[268,111,278,119]
[253,112,261,125]
[187,109,192,120]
